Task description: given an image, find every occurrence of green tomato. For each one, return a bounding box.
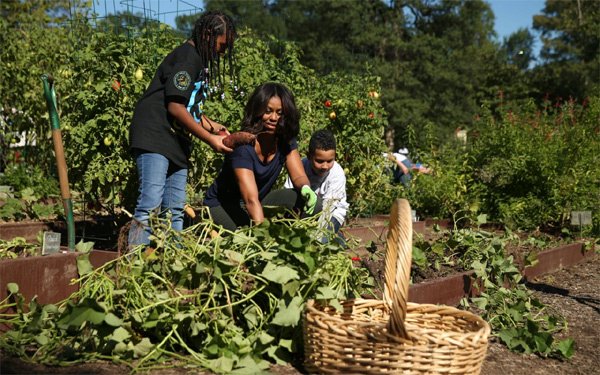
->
[60,68,72,78]
[134,68,143,81]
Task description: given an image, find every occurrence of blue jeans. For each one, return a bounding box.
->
[128,151,187,247]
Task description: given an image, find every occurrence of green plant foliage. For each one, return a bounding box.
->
[58,19,179,208]
[0,217,372,373]
[0,164,60,221]
[0,164,59,198]
[411,226,574,359]
[467,97,600,231]
[0,237,39,259]
[2,8,388,217]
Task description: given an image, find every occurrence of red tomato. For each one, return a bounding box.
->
[111,80,121,91]
[324,100,332,107]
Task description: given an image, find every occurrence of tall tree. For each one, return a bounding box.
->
[478,28,538,105]
[530,0,599,101]
[502,28,536,70]
[202,0,508,148]
[386,0,499,145]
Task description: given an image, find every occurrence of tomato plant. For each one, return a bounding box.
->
[1,9,390,218]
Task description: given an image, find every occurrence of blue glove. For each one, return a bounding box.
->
[300,185,317,215]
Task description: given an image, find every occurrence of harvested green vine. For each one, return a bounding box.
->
[0,216,372,373]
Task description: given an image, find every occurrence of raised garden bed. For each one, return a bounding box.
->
[0,249,118,306]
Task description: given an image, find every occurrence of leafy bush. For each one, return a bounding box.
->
[0,164,59,198]
[468,97,600,231]
[0,165,62,221]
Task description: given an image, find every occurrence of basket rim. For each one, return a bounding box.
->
[306,299,491,330]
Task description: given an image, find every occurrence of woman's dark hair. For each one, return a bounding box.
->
[190,10,236,87]
[241,83,300,142]
[308,129,336,157]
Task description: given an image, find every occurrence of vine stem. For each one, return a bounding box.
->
[132,294,189,313]
[171,325,209,365]
[132,326,175,372]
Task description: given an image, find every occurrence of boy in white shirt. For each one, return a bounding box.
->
[285,129,349,243]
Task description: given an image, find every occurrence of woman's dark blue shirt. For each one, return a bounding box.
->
[203,137,298,207]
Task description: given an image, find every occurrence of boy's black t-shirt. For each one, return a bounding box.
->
[129,42,209,168]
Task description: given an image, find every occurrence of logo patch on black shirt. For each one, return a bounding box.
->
[173,71,191,91]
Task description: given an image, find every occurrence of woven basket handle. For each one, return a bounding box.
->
[382,199,413,339]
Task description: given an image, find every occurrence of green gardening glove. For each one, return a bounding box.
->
[300,185,318,215]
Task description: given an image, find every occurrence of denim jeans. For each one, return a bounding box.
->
[128,151,187,247]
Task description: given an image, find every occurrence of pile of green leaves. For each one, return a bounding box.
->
[0,217,371,373]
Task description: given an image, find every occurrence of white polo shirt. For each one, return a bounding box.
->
[285,158,349,226]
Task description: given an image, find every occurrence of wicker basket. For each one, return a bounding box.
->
[303,199,490,374]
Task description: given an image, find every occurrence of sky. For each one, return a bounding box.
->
[488,0,546,53]
[93,0,546,55]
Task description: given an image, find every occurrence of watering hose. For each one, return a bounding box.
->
[41,74,75,251]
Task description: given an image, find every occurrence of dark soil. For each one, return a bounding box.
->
[481,253,600,375]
